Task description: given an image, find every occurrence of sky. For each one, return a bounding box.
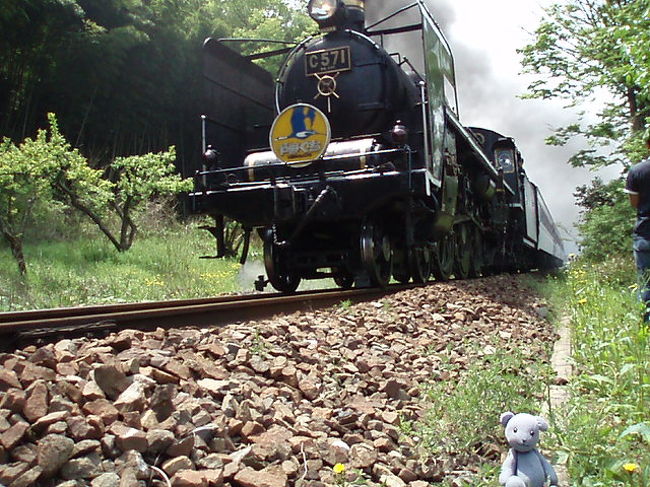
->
[368,0,620,254]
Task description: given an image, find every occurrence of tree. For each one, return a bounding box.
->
[519,0,650,169]
[0,0,311,173]
[53,144,193,253]
[1,114,193,276]
[0,113,110,276]
[0,138,52,276]
[106,149,193,251]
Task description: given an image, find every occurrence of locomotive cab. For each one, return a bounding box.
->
[493,137,522,204]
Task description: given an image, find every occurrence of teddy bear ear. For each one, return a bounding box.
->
[536,416,549,431]
[500,412,515,427]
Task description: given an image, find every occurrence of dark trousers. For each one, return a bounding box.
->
[633,235,650,315]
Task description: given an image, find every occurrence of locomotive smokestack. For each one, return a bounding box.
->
[307,0,366,32]
[343,0,366,31]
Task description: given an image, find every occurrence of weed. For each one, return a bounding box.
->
[249,329,269,356]
[338,299,353,311]
[332,464,370,486]
[539,258,650,485]
[418,348,547,457]
[438,463,500,487]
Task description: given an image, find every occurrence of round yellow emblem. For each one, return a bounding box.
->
[270,103,331,166]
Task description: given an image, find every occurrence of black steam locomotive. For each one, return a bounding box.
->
[190,0,565,293]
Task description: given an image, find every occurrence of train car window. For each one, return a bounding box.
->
[495,148,515,173]
[444,75,458,114]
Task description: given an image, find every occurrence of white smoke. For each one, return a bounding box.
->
[237,259,266,292]
[365,0,620,253]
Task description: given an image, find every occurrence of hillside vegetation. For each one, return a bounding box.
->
[1,0,310,166]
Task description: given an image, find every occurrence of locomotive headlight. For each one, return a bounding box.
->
[308,0,338,21]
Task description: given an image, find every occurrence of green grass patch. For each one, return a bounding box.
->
[401,342,552,486]
[0,221,250,311]
[540,256,650,486]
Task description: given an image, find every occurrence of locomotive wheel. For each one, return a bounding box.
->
[410,246,431,284]
[432,234,454,281]
[360,221,392,288]
[392,248,411,284]
[263,231,301,293]
[469,227,484,277]
[454,225,471,279]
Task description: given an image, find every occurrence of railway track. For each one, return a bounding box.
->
[0,284,415,345]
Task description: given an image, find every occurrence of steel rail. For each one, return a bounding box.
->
[0,284,415,339]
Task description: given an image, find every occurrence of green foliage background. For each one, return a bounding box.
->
[520,0,650,169]
[0,0,311,171]
[573,178,636,261]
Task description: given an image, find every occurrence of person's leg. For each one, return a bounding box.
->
[633,236,650,320]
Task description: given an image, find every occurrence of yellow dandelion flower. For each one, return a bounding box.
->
[576,298,587,305]
[623,463,640,473]
[333,463,346,474]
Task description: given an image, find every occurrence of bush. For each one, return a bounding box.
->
[575,178,635,262]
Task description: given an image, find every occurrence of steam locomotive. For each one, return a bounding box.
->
[190,0,565,293]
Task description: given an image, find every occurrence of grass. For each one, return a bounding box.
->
[399,338,552,486]
[0,218,252,311]
[418,347,549,456]
[540,256,650,486]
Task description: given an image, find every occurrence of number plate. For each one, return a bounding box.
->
[305,46,351,76]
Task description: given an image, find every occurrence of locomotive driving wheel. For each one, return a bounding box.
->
[410,246,431,284]
[263,230,301,293]
[432,233,454,281]
[360,220,392,288]
[454,224,472,279]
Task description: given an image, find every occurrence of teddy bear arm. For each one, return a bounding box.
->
[499,450,517,485]
[536,450,558,485]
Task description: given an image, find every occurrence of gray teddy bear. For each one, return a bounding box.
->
[499,412,558,487]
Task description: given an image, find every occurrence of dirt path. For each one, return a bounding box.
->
[545,317,572,485]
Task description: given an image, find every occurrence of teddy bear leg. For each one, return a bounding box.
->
[504,476,527,487]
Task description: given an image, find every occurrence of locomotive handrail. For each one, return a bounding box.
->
[215,38,297,61]
[445,110,515,196]
[217,38,297,45]
[366,23,422,37]
[365,2,420,31]
[195,147,409,177]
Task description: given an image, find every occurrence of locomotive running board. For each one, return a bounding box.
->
[445,109,514,196]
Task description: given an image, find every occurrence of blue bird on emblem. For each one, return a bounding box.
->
[275,106,319,140]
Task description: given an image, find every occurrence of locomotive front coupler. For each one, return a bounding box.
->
[254,275,269,292]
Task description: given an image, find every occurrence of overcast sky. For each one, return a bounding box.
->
[369,0,620,253]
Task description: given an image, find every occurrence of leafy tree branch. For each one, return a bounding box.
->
[519,0,650,169]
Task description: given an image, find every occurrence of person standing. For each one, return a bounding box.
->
[625,134,650,319]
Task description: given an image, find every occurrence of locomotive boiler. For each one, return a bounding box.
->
[190,0,565,292]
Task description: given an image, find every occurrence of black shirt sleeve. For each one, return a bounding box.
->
[627,167,640,194]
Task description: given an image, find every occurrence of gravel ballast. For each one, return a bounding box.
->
[0,275,556,487]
